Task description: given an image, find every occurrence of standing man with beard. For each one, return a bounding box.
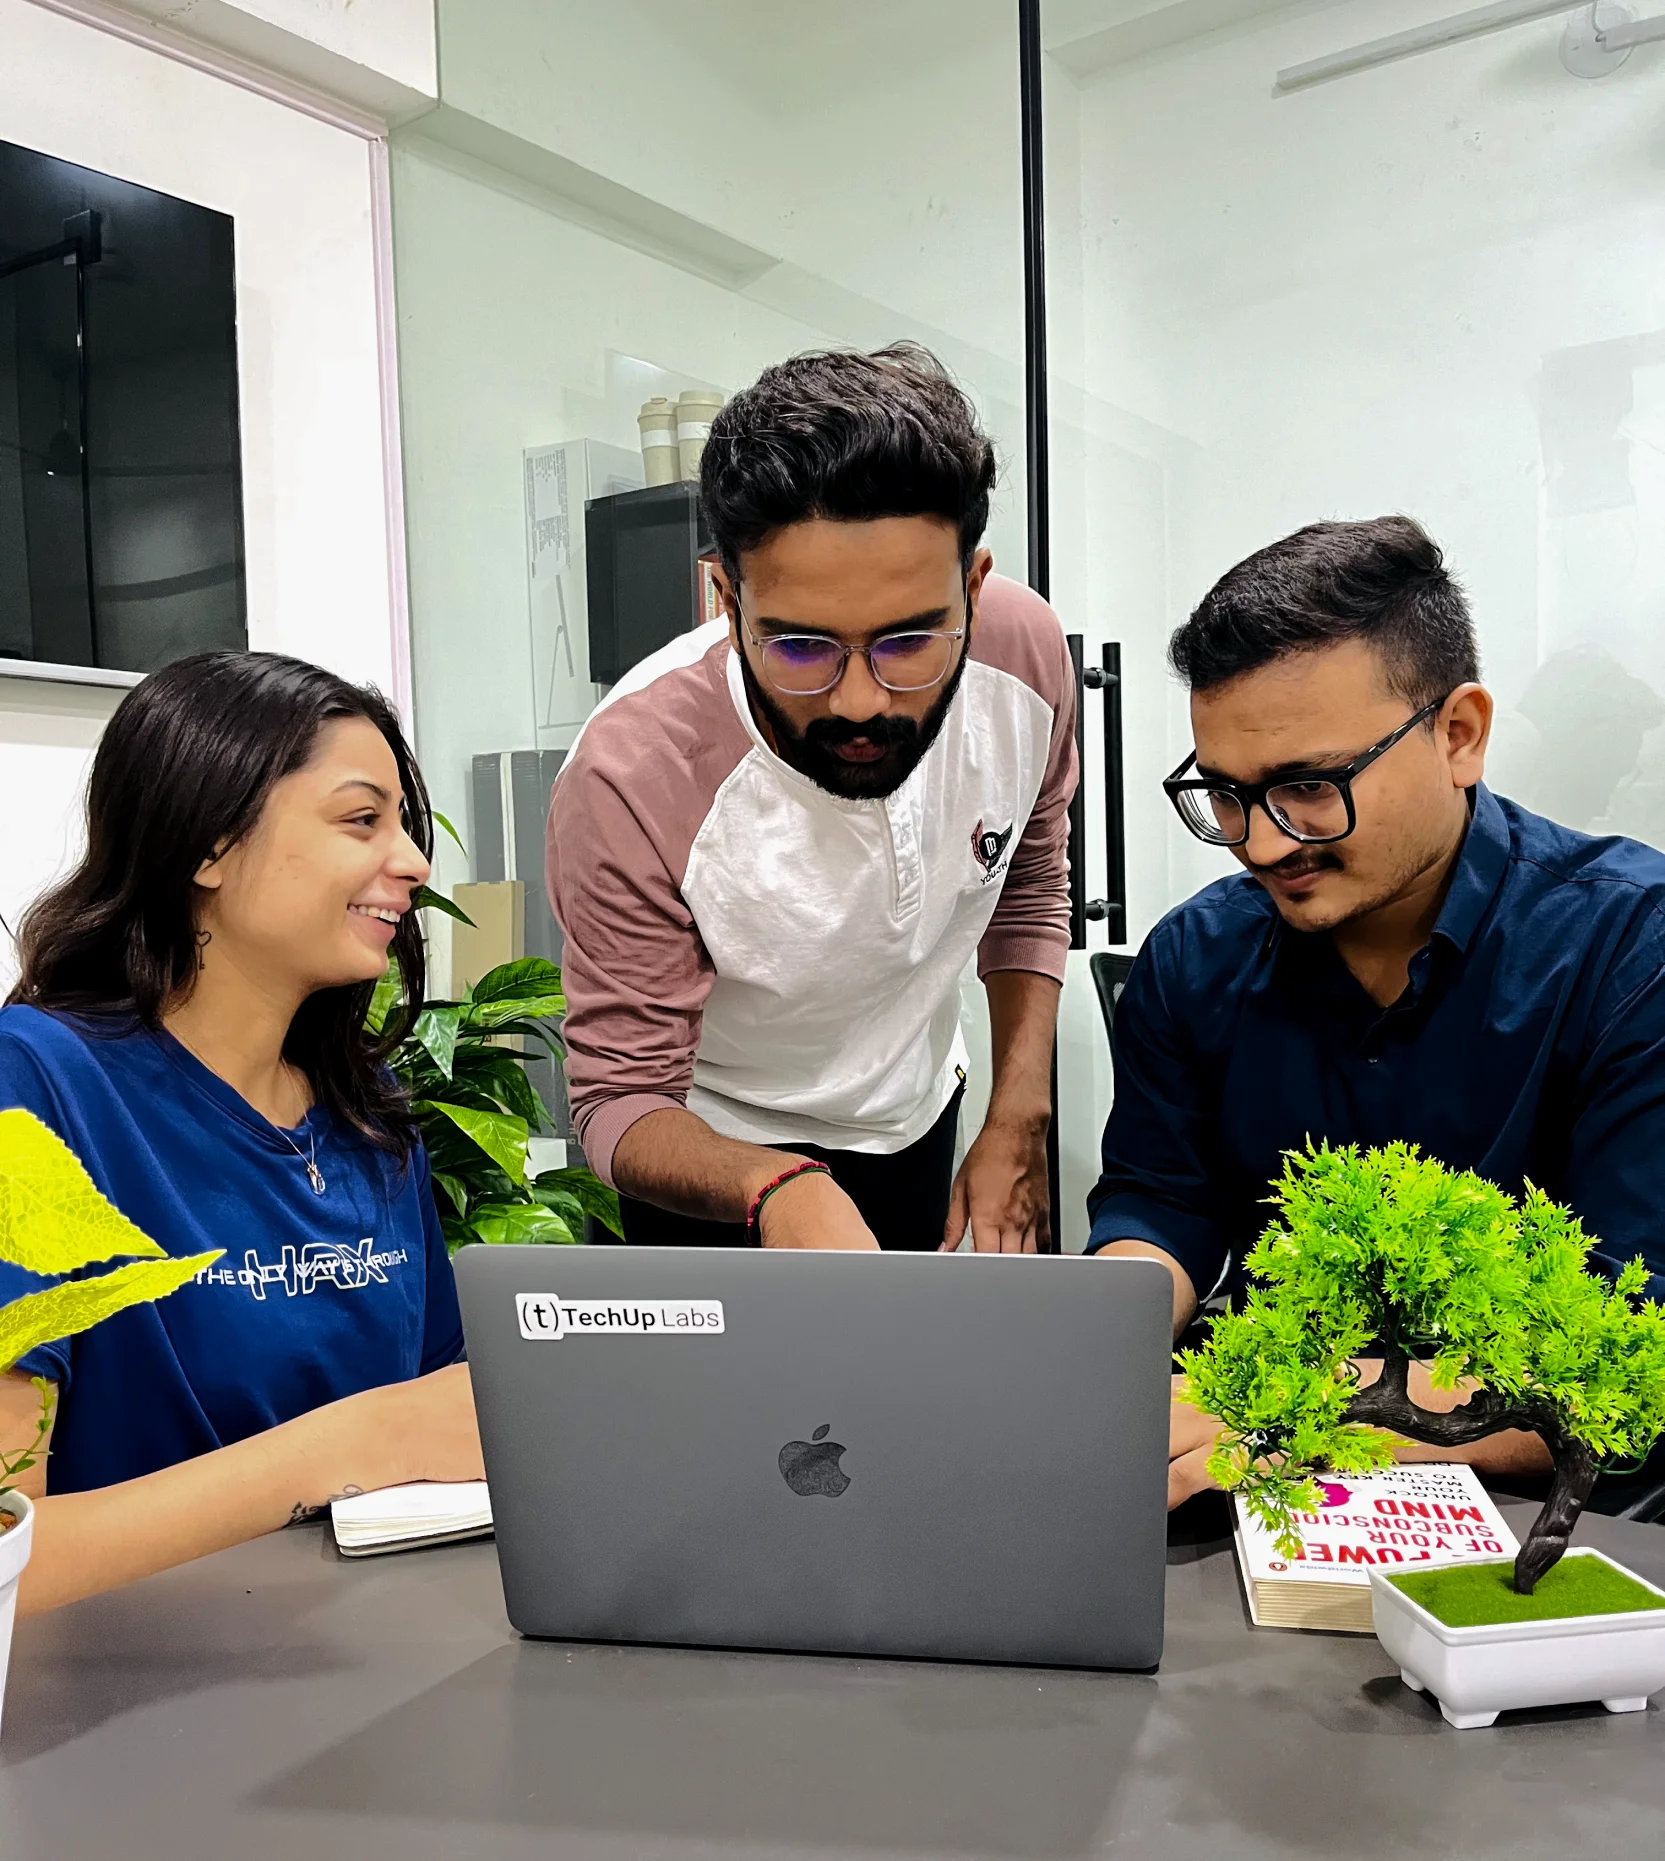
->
[546,346,1076,1251]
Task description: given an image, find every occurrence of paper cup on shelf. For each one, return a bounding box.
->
[676,389,726,483]
[637,398,680,487]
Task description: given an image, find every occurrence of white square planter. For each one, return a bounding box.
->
[0,1491,34,1743]
[1370,1548,1665,1729]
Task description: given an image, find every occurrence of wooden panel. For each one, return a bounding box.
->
[449,878,523,997]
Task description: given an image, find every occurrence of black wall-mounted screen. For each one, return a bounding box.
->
[0,139,246,674]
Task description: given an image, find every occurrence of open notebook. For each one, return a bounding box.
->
[331,1482,493,1558]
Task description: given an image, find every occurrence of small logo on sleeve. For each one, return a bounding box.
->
[516,1294,724,1339]
[971,818,1014,883]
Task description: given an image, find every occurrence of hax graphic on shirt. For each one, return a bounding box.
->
[193,1237,411,1300]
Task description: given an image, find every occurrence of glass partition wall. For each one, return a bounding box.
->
[394,1,1663,1247]
[391,1,1034,1198]
[1039,0,1665,1241]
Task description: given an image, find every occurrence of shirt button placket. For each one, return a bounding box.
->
[888,792,923,922]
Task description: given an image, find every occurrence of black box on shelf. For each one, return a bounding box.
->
[584,482,713,685]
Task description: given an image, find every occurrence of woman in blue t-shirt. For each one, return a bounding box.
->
[0,652,481,1612]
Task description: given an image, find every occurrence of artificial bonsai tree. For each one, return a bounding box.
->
[1180,1141,1665,1595]
[0,1107,218,1505]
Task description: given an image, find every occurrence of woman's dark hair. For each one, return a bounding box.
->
[699,342,997,579]
[8,651,431,1157]
[1169,515,1480,705]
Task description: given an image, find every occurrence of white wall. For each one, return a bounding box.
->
[204,0,437,94]
[0,678,124,962]
[113,0,439,116]
[0,1,406,984]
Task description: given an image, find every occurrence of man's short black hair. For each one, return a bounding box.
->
[700,343,997,581]
[1169,516,1480,705]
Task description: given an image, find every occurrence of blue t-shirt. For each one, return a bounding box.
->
[0,1005,463,1493]
[1088,786,1665,1305]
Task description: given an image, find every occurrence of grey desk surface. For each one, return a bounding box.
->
[2,1501,1661,1861]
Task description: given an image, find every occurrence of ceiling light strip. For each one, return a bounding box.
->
[1275,0,1584,91]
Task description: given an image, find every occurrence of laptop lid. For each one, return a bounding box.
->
[456,1247,1171,1671]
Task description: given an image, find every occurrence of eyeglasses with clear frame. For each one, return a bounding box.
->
[736,591,968,697]
[1163,693,1450,847]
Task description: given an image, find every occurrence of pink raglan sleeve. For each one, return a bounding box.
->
[546,670,734,1187]
[975,578,1079,984]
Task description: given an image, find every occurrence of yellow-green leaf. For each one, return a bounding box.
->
[0,1109,168,1273]
[0,1251,222,1373]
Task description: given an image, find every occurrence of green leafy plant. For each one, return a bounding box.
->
[1179,1141,1665,1595]
[370,945,621,1252]
[0,1108,219,1500]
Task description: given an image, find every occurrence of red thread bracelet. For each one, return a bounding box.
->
[746,1160,832,1243]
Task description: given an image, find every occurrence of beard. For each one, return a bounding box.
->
[739,646,969,801]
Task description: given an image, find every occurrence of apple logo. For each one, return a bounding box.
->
[778,1423,850,1498]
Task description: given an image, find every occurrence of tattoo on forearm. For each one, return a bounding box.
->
[286,1484,364,1526]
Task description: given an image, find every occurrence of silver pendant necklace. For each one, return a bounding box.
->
[279,1123,327,1197]
[168,1027,324,1194]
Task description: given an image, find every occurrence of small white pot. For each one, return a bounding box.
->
[1370,1548,1665,1729]
[0,1490,33,1743]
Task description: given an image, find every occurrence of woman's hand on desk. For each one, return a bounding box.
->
[16,1362,485,1616]
[357,1362,485,1491]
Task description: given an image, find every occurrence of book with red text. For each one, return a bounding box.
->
[1233,1464,1520,1632]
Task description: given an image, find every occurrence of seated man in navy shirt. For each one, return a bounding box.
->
[1087,515,1665,1505]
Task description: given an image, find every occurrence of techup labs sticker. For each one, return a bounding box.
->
[516,1294,724,1340]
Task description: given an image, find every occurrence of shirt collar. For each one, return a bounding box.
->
[1429,783,1511,955]
[1264,783,1511,982]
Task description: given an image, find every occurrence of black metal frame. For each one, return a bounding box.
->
[1022,3,1131,1248]
[1018,0,1066,1251]
[1019,0,1049,607]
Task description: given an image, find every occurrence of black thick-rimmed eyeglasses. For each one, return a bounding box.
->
[735,590,969,697]
[1163,694,1450,848]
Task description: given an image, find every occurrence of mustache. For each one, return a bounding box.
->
[803,715,921,754]
[1249,848,1345,880]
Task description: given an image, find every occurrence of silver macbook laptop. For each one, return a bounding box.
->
[455,1246,1172,1670]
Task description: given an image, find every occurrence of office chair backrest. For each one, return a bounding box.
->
[1090,952,1136,1048]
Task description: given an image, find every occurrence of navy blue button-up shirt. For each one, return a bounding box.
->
[1087,786,1665,1303]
